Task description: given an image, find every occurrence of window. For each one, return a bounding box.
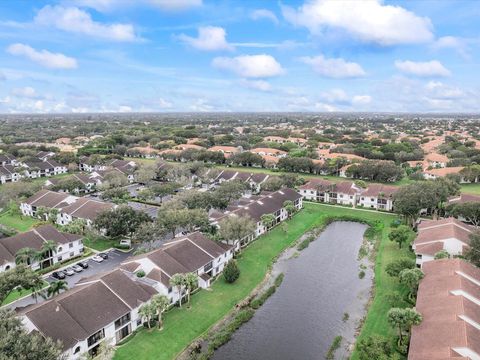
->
[58,247,63,252]
[115,313,131,329]
[168,287,172,293]
[70,252,74,257]
[74,346,81,354]
[115,324,131,343]
[57,256,62,262]
[87,329,105,347]
[69,243,73,248]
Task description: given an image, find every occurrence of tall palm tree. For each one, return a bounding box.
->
[40,240,58,268]
[138,303,156,329]
[15,247,36,265]
[183,273,198,305]
[151,295,170,329]
[47,280,68,298]
[170,273,185,308]
[30,277,45,303]
[260,213,275,231]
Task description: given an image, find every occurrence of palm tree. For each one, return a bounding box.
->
[30,277,45,303]
[170,273,185,308]
[283,200,295,218]
[47,280,68,298]
[260,213,275,231]
[138,303,156,329]
[40,240,58,268]
[151,295,170,329]
[15,247,36,265]
[183,273,198,305]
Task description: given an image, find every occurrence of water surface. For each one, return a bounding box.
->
[213,221,371,360]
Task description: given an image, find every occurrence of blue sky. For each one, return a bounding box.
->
[0,0,479,113]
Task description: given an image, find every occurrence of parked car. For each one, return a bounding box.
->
[91,255,104,263]
[119,239,131,248]
[78,261,89,269]
[72,265,83,273]
[98,252,108,260]
[52,271,66,280]
[64,267,75,276]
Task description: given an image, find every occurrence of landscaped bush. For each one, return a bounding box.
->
[136,270,146,278]
[326,336,342,360]
[223,260,240,283]
[274,273,284,287]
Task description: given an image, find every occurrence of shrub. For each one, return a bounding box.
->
[385,258,416,277]
[250,286,276,309]
[358,270,366,279]
[223,260,240,283]
[356,335,394,360]
[274,273,284,287]
[136,270,146,278]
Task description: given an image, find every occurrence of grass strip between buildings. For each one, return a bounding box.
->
[114,203,407,360]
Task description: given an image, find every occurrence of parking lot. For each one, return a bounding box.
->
[6,249,132,310]
[47,249,132,287]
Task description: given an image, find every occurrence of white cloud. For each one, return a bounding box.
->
[300,55,366,78]
[395,60,451,77]
[352,95,372,105]
[282,0,433,46]
[320,88,349,103]
[190,98,214,112]
[158,98,173,108]
[178,26,234,51]
[314,102,337,112]
[212,54,284,78]
[251,9,279,24]
[432,36,469,59]
[35,5,137,42]
[118,105,132,112]
[11,87,40,99]
[71,0,202,11]
[6,43,78,69]
[239,79,272,91]
[425,81,463,99]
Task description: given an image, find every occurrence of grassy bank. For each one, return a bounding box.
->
[0,211,40,232]
[114,203,398,360]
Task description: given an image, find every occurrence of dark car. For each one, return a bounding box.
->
[98,252,108,260]
[52,271,66,280]
[78,261,89,269]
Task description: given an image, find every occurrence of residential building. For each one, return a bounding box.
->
[250,148,287,158]
[298,178,334,202]
[20,189,114,226]
[211,188,303,246]
[413,218,474,267]
[408,259,480,360]
[23,160,68,178]
[208,145,241,158]
[327,181,362,206]
[423,167,465,180]
[121,232,233,303]
[448,193,480,205]
[45,173,101,193]
[358,184,398,211]
[0,164,21,184]
[0,225,83,272]
[425,152,449,168]
[0,154,17,166]
[36,151,56,162]
[20,269,157,359]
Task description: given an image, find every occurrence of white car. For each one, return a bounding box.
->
[91,255,104,263]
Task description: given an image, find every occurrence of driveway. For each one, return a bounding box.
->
[5,249,132,310]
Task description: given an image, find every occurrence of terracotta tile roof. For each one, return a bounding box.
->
[298,178,334,190]
[415,218,474,248]
[426,153,449,163]
[423,167,464,177]
[361,184,399,198]
[408,259,480,360]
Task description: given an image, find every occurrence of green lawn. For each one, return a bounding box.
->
[1,280,49,305]
[82,236,119,251]
[0,211,40,232]
[114,203,399,360]
[460,183,480,195]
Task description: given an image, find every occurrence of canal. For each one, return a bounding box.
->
[213,221,372,360]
